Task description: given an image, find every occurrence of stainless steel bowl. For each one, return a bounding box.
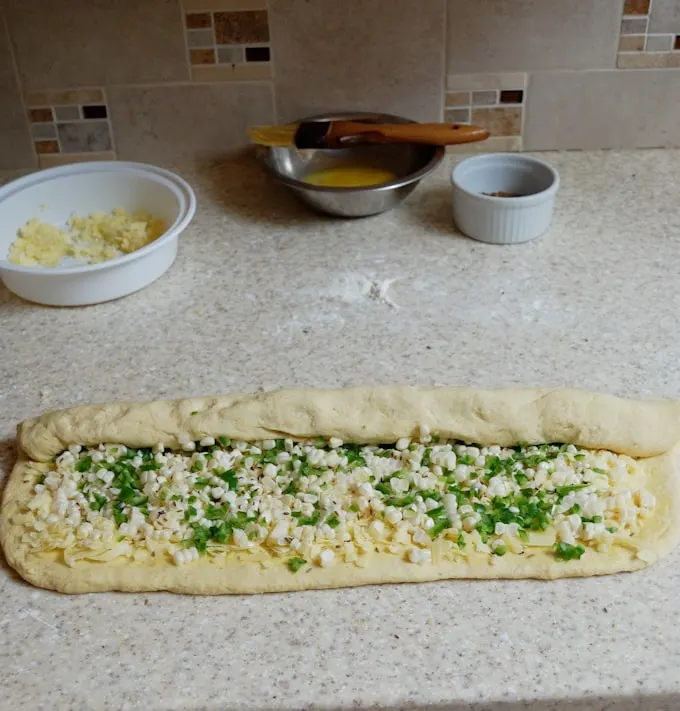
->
[255,111,444,218]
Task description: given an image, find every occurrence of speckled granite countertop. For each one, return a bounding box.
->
[2,150,680,711]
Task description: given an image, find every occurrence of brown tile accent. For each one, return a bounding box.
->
[35,140,60,154]
[29,108,54,122]
[499,89,524,104]
[214,10,269,44]
[471,90,497,106]
[445,91,469,107]
[617,51,680,68]
[25,89,104,106]
[186,12,212,29]
[191,48,216,65]
[471,106,522,136]
[624,0,650,15]
[39,151,116,169]
[444,108,470,124]
[245,46,270,62]
[191,63,272,82]
[675,35,680,50]
[619,35,645,51]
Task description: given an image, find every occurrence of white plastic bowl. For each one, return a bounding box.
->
[0,161,196,306]
[451,154,559,245]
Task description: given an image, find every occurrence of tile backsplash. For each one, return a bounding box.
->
[2,0,680,169]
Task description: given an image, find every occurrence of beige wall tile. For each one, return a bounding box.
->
[107,83,273,164]
[471,90,497,106]
[649,0,680,33]
[446,0,622,72]
[471,107,523,136]
[190,63,271,81]
[183,0,266,10]
[4,0,189,90]
[645,34,674,51]
[621,17,648,33]
[269,0,445,123]
[446,136,522,154]
[445,92,470,107]
[617,52,680,68]
[444,108,470,123]
[0,14,34,169]
[25,89,105,107]
[447,72,527,92]
[525,70,680,150]
[38,151,116,169]
[618,35,645,51]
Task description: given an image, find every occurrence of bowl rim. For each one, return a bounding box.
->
[450,153,560,204]
[256,111,445,193]
[0,161,196,276]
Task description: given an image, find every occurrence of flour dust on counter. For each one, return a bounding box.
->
[2,385,680,594]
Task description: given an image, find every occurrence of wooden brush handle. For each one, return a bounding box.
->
[327,121,489,146]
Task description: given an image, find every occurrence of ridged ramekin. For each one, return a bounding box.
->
[451,154,560,245]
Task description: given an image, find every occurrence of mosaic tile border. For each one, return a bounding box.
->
[24,88,115,164]
[618,1,680,69]
[445,73,527,151]
[182,1,272,81]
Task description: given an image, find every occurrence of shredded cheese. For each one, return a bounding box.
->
[18,436,655,571]
[8,208,165,267]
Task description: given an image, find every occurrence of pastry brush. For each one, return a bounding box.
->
[249,120,490,149]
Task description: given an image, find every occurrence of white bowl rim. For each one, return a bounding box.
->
[0,161,196,276]
[450,153,560,204]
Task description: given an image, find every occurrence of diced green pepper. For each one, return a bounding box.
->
[554,541,585,560]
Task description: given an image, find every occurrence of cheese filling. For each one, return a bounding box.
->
[16,432,656,572]
[8,209,166,267]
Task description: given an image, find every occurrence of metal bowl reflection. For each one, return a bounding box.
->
[255,112,444,218]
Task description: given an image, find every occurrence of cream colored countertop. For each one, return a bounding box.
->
[1,150,680,711]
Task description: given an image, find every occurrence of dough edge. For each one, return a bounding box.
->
[3,386,680,594]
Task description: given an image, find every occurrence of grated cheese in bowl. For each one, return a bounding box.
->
[8,208,166,268]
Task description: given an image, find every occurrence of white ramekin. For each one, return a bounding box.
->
[451,154,560,245]
[0,161,196,306]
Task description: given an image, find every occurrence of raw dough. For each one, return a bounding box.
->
[2,386,680,594]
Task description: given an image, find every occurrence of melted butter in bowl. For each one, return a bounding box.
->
[303,166,397,188]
